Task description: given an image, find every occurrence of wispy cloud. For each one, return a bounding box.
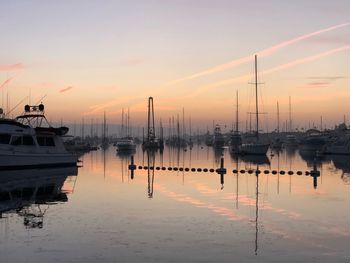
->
[0,77,15,89]
[166,22,350,85]
[0,63,25,71]
[175,45,350,99]
[59,86,73,93]
[299,82,329,89]
[306,76,347,81]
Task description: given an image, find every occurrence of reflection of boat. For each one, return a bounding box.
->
[299,149,328,168]
[330,155,350,174]
[323,134,350,155]
[0,167,78,227]
[238,154,270,165]
[0,104,77,170]
[240,56,269,155]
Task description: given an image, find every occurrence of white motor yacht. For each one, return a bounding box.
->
[0,104,78,170]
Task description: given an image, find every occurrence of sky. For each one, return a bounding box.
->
[0,0,349,132]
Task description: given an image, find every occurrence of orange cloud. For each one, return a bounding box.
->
[59,86,73,93]
[0,63,25,71]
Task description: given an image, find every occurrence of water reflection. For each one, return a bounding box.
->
[0,167,78,228]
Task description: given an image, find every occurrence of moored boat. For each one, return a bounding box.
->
[0,104,77,170]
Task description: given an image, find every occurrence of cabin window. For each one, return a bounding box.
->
[10,136,22,146]
[23,136,35,146]
[46,137,55,146]
[37,136,56,147]
[0,134,11,144]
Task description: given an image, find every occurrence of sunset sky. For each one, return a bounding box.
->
[0,0,349,131]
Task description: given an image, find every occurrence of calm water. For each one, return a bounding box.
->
[1,145,350,262]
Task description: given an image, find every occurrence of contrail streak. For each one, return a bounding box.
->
[179,45,350,99]
[167,22,350,85]
[59,86,73,93]
[0,77,14,89]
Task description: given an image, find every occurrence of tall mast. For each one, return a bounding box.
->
[289,96,292,133]
[255,55,259,139]
[121,108,124,137]
[277,101,280,133]
[235,90,239,133]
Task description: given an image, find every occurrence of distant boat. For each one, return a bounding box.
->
[240,55,269,155]
[213,124,225,148]
[283,134,298,147]
[116,138,136,152]
[0,104,77,170]
[204,131,213,146]
[299,129,326,152]
[116,108,136,153]
[323,133,350,155]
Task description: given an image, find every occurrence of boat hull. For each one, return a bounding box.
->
[239,143,270,155]
[0,152,78,170]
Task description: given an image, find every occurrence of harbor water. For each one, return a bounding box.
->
[1,145,350,262]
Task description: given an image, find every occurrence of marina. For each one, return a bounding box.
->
[1,1,350,262]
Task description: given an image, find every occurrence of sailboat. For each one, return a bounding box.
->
[239,55,270,155]
[229,90,242,153]
[116,108,136,153]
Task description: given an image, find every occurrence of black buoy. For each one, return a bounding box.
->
[264,170,269,174]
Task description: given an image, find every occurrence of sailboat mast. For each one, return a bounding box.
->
[255,55,259,139]
[236,90,239,133]
[277,101,280,133]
